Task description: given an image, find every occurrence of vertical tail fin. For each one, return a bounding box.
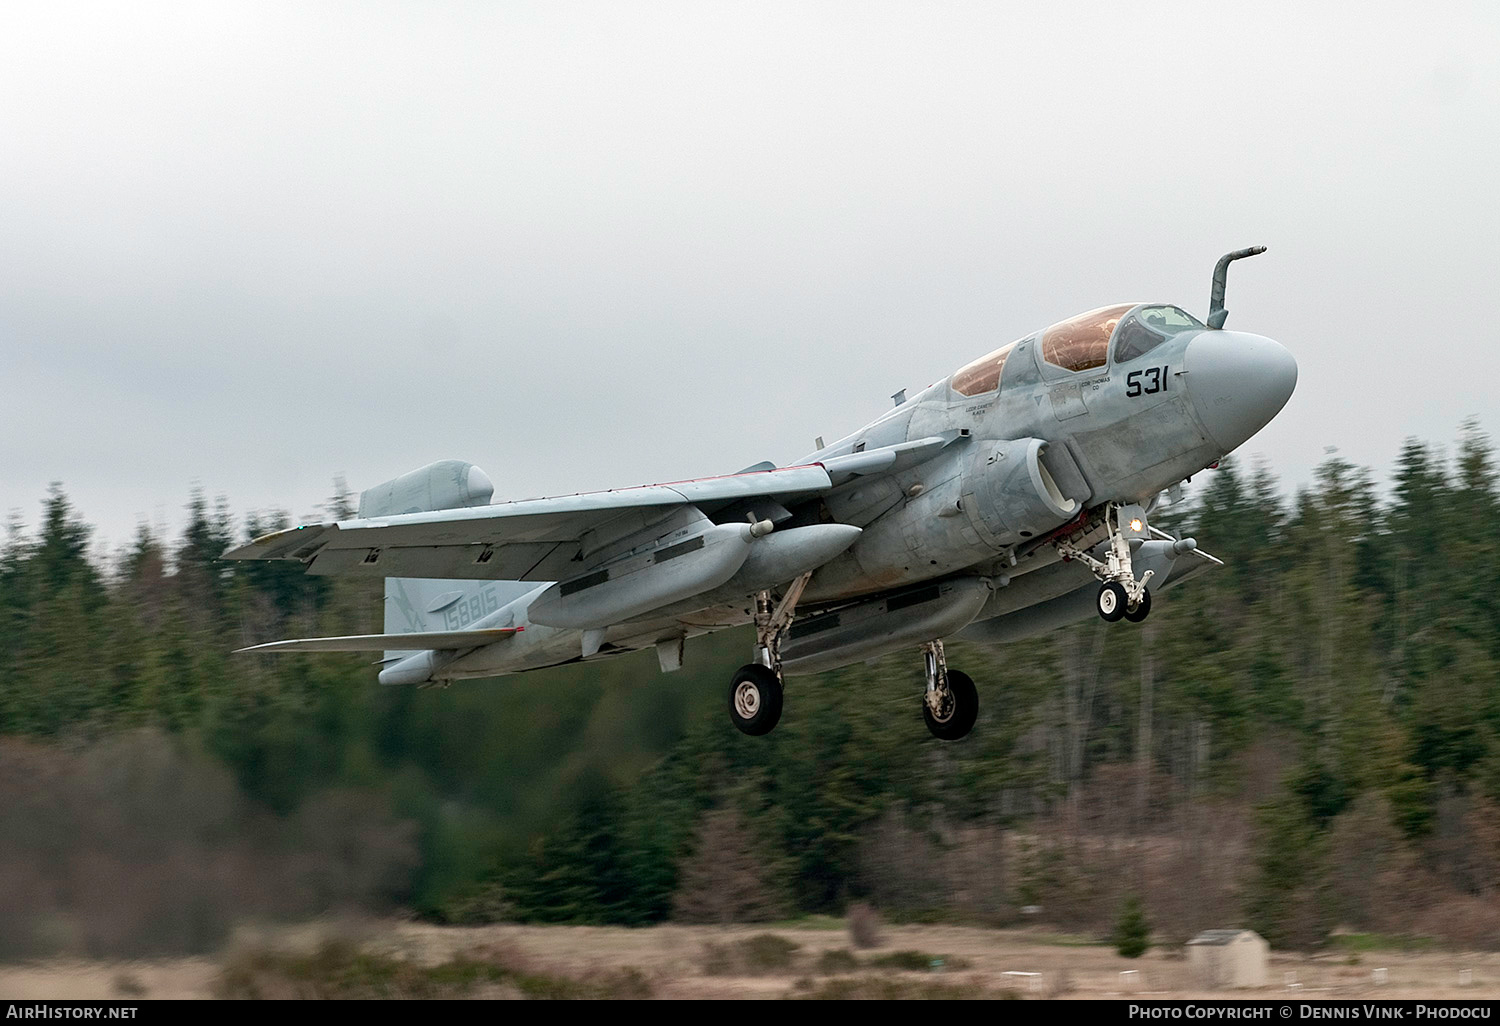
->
[358,460,536,656]
[383,577,539,637]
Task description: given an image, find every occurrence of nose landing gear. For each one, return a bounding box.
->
[1060,503,1155,624]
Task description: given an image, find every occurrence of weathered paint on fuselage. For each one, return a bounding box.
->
[423,306,1295,682]
[795,320,1222,601]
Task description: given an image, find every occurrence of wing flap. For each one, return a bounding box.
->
[236,627,521,654]
[306,542,563,581]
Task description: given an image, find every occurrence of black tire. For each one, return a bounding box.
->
[1097,581,1128,622]
[1123,587,1152,623]
[923,669,979,741]
[728,663,784,736]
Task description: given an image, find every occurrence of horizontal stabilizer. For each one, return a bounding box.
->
[236,627,521,654]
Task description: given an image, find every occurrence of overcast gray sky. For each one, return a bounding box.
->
[3,2,1496,556]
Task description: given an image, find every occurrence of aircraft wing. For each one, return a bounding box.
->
[236,627,522,653]
[222,463,836,582]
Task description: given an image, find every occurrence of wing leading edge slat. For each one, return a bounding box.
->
[221,464,836,581]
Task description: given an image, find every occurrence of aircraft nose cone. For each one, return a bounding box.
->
[1184,330,1298,453]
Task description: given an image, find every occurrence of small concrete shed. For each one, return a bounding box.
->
[1186,929,1269,989]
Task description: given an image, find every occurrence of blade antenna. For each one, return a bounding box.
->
[1207,245,1267,329]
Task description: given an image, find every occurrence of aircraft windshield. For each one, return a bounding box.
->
[951,341,1016,397]
[1113,305,1204,363]
[1041,304,1133,373]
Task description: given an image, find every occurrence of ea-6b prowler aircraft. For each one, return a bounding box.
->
[227,248,1296,741]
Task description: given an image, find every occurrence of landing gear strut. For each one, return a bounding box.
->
[921,639,979,741]
[727,573,811,736]
[1059,503,1155,624]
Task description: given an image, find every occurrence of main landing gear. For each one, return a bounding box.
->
[1058,502,1155,624]
[726,579,979,742]
[921,639,978,741]
[727,574,810,737]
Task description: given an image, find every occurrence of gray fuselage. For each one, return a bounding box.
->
[418,302,1296,683]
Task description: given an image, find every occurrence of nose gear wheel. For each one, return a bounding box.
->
[1059,503,1155,624]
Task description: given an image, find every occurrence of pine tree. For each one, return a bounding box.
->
[35,484,100,601]
[1112,894,1150,958]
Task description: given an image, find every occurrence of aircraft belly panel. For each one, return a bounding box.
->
[969,558,1097,621]
[781,577,991,675]
[959,584,1099,645]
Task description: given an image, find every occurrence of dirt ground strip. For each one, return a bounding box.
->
[2,923,1498,1000]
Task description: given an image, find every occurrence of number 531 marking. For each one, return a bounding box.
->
[1126,366,1169,397]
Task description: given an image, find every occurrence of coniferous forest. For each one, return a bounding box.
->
[3,424,1500,957]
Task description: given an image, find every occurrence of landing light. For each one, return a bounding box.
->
[1129,518,1143,532]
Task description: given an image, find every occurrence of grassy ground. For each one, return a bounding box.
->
[2,921,1498,999]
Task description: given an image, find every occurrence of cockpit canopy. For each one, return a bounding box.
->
[950,303,1204,396]
[1112,304,1204,363]
[951,341,1017,397]
[1041,304,1133,373]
